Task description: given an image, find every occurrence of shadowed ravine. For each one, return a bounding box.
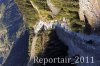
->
[29,20,100,66]
[3,30,29,66]
[0,0,29,66]
[1,0,100,66]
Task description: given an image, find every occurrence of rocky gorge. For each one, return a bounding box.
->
[0,0,100,66]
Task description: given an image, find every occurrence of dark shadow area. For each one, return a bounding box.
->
[32,30,76,66]
[83,15,92,34]
[3,30,29,66]
[86,40,94,45]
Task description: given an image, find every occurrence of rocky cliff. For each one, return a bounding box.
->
[79,0,100,33]
[1,0,100,66]
[47,0,61,16]
[28,18,100,66]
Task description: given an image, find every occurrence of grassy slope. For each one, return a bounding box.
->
[31,0,52,21]
[51,0,84,32]
[15,0,39,27]
[15,0,84,31]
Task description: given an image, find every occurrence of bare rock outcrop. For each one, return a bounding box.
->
[47,0,61,16]
[79,0,100,33]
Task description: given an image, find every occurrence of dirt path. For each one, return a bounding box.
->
[30,0,42,19]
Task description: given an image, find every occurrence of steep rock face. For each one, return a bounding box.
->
[0,0,29,66]
[29,18,100,66]
[79,0,100,32]
[47,0,61,16]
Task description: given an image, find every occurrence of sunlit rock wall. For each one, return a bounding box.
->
[47,0,61,16]
[79,0,100,32]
